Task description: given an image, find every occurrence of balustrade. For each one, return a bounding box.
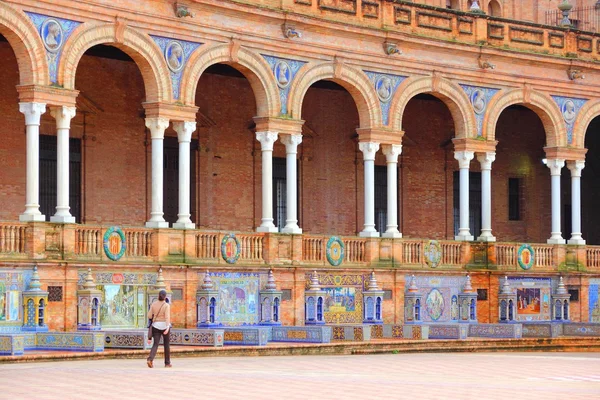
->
[303,237,324,262]
[441,242,462,265]
[0,224,27,254]
[124,229,153,258]
[587,246,600,269]
[196,233,218,259]
[238,234,263,261]
[74,227,101,256]
[402,241,422,265]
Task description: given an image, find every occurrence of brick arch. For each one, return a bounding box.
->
[389,76,476,139]
[287,62,381,128]
[0,2,48,85]
[58,22,171,103]
[572,99,600,148]
[180,43,279,117]
[483,88,565,147]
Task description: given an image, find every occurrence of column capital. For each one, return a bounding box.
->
[454,151,474,169]
[19,102,46,126]
[546,158,565,176]
[381,144,402,162]
[256,131,278,151]
[567,160,585,177]
[359,141,380,161]
[145,117,169,140]
[173,121,197,143]
[280,134,303,153]
[50,106,76,130]
[477,152,496,170]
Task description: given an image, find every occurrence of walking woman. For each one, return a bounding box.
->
[147,289,171,368]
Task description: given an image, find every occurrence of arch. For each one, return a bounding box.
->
[573,99,600,148]
[0,2,49,85]
[180,43,279,117]
[483,88,566,147]
[287,62,381,128]
[488,0,502,17]
[389,75,477,139]
[58,22,171,103]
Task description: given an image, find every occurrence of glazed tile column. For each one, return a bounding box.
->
[280,134,302,234]
[454,151,474,241]
[546,158,566,244]
[477,152,496,242]
[359,142,380,238]
[172,121,197,230]
[145,117,170,228]
[49,106,77,223]
[19,102,47,222]
[567,160,585,245]
[381,144,402,238]
[256,131,279,232]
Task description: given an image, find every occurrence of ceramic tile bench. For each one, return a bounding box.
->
[271,326,331,343]
[467,323,522,339]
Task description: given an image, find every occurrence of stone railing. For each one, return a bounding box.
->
[0,221,598,272]
[274,0,600,60]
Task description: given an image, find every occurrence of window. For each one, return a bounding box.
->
[508,178,521,221]
[48,286,63,302]
[273,157,287,231]
[383,290,393,300]
[446,0,460,9]
[488,0,502,17]
[568,289,579,302]
[374,165,388,234]
[453,171,482,237]
[281,289,292,301]
[171,288,183,301]
[40,135,81,222]
[477,289,488,301]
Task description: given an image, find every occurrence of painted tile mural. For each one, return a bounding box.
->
[506,277,552,322]
[404,275,468,323]
[305,273,365,324]
[590,279,600,323]
[0,270,32,327]
[206,272,267,326]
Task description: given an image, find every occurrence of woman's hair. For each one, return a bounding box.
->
[158,289,167,301]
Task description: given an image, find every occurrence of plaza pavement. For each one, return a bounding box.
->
[0,352,598,399]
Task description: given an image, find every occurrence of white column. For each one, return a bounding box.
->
[19,102,47,222]
[567,160,585,245]
[256,131,279,233]
[49,106,77,223]
[280,134,302,234]
[477,152,496,242]
[172,121,197,230]
[359,142,380,238]
[454,151,474,241]
[381,144,402,238]
[547,158,566,244]
[145,118,170,228]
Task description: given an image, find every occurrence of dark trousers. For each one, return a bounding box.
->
[148,326,170,365]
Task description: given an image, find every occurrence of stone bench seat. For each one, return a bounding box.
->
[467,323,522,339]
[169,329,224,347]
[0,334,25,356]
[521,322,563,338]
[34,332,104,352]
[370,324,429,340]
[330,325,372,342]
[562,323,600,336]
[219,326,270,346]
[103,330,151,349]
[271,326,331,343]
[426,324,469,340]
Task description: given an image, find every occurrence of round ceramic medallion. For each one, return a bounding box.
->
[41,19,63,53]
[375,76,393,103]
[424,240,442,268]
[165,41,185,73]
[517,243,534,270]
[326,236,345,266]
[274,60,291,89]
[103,226,126,261]
[221,233,241,264]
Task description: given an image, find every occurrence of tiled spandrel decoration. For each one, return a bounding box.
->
[460,84,499,137]
[551,95,587,144]
[262,55,306,115]
[25,13,81,84]
[150,36,201,100]
[364,71,405,126]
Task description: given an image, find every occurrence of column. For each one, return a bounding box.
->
[454,151,474,241]
[359,142,380,238]
[49,106,77,223]
[280,134,302,234]
[477,152,496,242]
[145,118,170,228]
[381,144,402,238]
[19,102,47,222]
[547,158,566,244]
[567,160,585,245]
[256,131,279,233]
[172,121,197,230]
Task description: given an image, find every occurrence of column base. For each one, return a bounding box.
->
[50,215,76,223]
[281,225,302,234]
[567,237,586,245]
[477,234,496,242]
[382,231,402,238]
[547,236,566,245]
[19,213,45,222]
[146,221,169,228]
[455,234,474,241]
[257,225,279,233]
[359,230,380,238]
[173,222,196,230]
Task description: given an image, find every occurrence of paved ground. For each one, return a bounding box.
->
[0,352,599,399]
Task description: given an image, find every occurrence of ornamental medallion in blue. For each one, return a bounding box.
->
[221,233,241,264]
[460,84,499,137]
[262,55,305,115]
[364,71,405,126]
[551,96,587,144]
[103,227,126,261]
[326,236,345,266]
[517,244,534,270]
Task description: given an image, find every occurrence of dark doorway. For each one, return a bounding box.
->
[163,137,198,224]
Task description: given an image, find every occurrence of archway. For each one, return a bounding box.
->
[582,116,600,244]
[488,0,502,17]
